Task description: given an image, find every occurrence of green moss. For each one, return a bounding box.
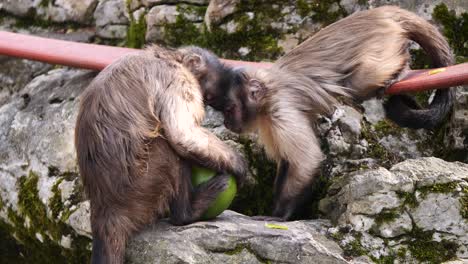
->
[49,178,64,219]
[360,122,401,168]
[418,181,459,198]
[357,0,368,6]
[374,209,399,225]
[411,4,467,68]
[373,120,403,138]
[461,185,468,219]
[230,137,276,216]
[343,236,368,257]
[396,191,419,208]
[163,2,283,61]
[126,3,147,49]
[0,195,4,211]
[2,171,91,263]
[370,247,408,264]
[370,254,396,264]
[39,0,50,8]
[406,227,459,263]
[296,0,347,26]
[0,218,25,263]
[432,4,468,64]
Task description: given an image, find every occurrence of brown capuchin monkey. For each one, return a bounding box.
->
[208,6,454,221]
[75,45,247,264]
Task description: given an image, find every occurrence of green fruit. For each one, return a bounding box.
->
[191,166,237,220]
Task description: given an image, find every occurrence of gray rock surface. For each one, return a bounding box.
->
[320,157,468,262]
[94,0,129,39]
[205,0,240,30]
[126,211,348,264]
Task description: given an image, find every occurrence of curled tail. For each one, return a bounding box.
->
[384,7,455,129]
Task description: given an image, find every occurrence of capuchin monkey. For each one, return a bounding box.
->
[210,6,454,221]
[75,45,247,264]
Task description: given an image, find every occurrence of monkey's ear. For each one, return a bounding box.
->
[183,54,205,76]
[247,79,266,101]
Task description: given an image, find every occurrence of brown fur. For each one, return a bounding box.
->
[75,45,246,263]
[215,6,454,220]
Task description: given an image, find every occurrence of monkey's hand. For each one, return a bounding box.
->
[229,153,247,188]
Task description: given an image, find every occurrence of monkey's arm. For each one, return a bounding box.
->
[161,95,246,184]
[265,108,324,220]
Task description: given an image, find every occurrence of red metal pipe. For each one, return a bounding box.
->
[0,31,467,94]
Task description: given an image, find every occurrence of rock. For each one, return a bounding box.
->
[340,0,367,14]
[448,86,468,163]
[145,4,204,43]
[320,157,468,262]
[142,0,209,7]
[371,0,468,21]
[146,5,179,26]
[94,0,129,27]
[205,0,240,30]
[68,201,92,238]
[0,0,36,17]
[334,106,363,141]
[0,56,53,106]
[47,0,98,23]
[362,98,385,124]
[96,24,128,39]
[0,0,97,23]
[390,157,468,186]
[411,192,467,236]
[126,211,348,264]
[375,211,412,238]
[278,33,300,53]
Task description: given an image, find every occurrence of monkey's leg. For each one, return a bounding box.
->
[251,159,290,222]
[255,110,323,221]
[91,215,128,264]
[170,163,230,225]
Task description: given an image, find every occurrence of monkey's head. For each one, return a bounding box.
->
[178,46,233,106]
[218,68,267,133]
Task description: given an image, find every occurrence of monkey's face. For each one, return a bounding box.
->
[199,66,231,107]
[222,73,264,133]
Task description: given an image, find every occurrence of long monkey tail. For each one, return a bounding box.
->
[383,7,455,129]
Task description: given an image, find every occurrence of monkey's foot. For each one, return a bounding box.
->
[250,215,286,222]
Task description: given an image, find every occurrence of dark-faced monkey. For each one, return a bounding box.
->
[210,6,454,221]
[75,45,247,264]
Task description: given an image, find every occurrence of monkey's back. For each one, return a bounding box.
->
[275,6,441,99]
[75,52,185,225]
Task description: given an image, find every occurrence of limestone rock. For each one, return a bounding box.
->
[361,98,385,124]
[320,157,468,262]
[47,0,98,23]
[0,0,36,17]
[205,0,240,30]
[126,211,348,264]
[142,0,209,7]
[94,0,129,39]
[390,157,468,186]
[411,192,467,236]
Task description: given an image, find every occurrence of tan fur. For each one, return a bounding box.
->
[222,6,454,220]
[75,45,246,263]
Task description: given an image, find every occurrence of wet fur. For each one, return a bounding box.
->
[75,46,246,263]
[217,6,454,220]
